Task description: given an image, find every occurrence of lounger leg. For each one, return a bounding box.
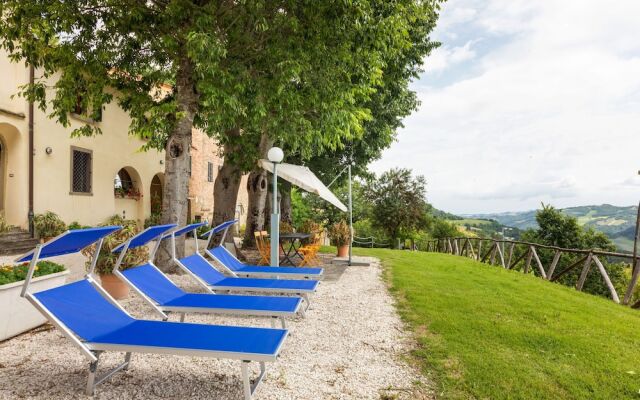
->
[280,317,286,329]
[86,357,99,395]
[85,351,132,396]
[241,361,267,400]
[270,317,276,328]
[241,361,252,400]
[123,352,132,371]
[302,293,311,311]
[180,313,186,323]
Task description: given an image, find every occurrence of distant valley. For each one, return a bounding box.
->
[462,204,638,252]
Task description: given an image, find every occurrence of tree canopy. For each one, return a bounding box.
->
[369,168,429,244]
[0,0,444,266]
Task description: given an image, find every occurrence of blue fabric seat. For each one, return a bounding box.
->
[119,264,302,314]
[179,254,319,293]
[33,279,286,358]
[92,320,286,356]
[207,246,323,278]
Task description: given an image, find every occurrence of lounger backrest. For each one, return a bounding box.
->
[33,280,134,342]
[179,254,226,284]
[120,264,184,304]
[208,246,245,271]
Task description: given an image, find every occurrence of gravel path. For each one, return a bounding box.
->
[0,258,431,400]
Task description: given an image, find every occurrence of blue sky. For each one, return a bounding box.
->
[370,0,640,214]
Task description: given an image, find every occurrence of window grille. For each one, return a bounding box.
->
[71,148,92,193]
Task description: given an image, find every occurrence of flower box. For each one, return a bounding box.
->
[0,270,69,341]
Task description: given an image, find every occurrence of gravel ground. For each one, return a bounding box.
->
[0,256,431,400]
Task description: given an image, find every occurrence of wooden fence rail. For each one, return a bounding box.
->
[424,237,640,308]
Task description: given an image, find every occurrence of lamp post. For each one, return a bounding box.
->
[268,147,284,266]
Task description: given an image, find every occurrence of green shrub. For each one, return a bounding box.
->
[0,212,11,234]
[0,261,66,286]
[82,215,148,275]
[67,221,91,230]
[33,211,66,239]
[196,224,211,239]
[144,212,162,228]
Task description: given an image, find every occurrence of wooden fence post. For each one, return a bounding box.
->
[546,250,562,281]
[530,246,547,279]
[489,242,498,265]
[506,243,515,268]
[496,241,506,268]
[592,255,620,303]
[623,258,640,305]
[468,240,477,260]
[523,247,533,274]
[576,253,593,291]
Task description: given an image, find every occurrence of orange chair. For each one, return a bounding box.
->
[254,231,271,265]
[299,230,322,267]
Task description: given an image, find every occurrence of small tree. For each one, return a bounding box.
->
[520,204,626,298]
[369,168,428,247]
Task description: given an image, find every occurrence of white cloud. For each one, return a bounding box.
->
[426,41,477,74]
[372,0,640,214]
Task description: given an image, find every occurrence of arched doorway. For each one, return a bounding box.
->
[0,122,26,228]
[150,173,163,215]
[113,166,144,222]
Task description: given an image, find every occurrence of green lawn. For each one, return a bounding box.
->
[337,247,640,399]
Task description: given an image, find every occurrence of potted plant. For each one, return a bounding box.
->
[82,215,148,299]
[0,260,68,341]
[33,211,66,242]
[329,220,351,257]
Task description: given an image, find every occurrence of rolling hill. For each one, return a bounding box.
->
[464,204,638,252]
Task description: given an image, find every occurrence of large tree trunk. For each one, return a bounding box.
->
[211,128,243,247]
[280,180,293,226]
[156,58,198,272]
[243,134,272,248]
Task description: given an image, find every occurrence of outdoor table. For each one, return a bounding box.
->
[278,232,311,266]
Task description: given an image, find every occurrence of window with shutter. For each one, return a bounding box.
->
[207,162,214,182]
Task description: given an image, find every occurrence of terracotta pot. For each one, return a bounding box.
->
[337,244,349,258]
[99,273,129,300]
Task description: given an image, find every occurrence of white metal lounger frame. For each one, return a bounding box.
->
[19,229,279,400]
[110,225,300,328]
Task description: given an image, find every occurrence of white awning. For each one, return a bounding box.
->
[258,160,348,212]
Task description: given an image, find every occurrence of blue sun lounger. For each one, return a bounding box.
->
[201,220,323,279]
[110,223,303,328]
[18,227,287,399]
